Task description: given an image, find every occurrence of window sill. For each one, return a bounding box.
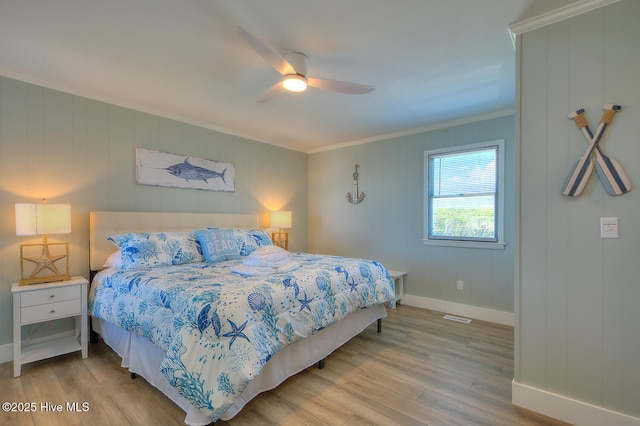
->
[422,239,506,250]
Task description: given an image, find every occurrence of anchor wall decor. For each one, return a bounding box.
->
[346,164,365,204]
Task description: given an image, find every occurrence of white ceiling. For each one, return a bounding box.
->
[0,1,576,153]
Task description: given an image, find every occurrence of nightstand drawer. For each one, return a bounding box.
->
[21,299,81,323]
[20,285,80,308]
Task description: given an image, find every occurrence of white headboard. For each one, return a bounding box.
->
[89,211,259,271]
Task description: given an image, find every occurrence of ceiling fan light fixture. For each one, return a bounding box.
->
[282,74,307,92]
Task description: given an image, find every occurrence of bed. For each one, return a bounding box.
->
[88,211,395,425]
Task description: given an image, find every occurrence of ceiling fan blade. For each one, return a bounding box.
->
[259,82,287,102]
[238,26,295,76]
[307,77,375,95]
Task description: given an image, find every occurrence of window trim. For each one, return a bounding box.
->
[423,139,505,250]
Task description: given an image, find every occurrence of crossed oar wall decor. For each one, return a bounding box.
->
[562,104,631,197]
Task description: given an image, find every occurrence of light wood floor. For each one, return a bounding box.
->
[1,306,570,426]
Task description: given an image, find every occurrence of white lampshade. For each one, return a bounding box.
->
[16,203,71,236]
[270,211,292,229]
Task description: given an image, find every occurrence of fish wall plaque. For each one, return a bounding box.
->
[136,147,235,192]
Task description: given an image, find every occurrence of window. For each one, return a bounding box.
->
[424,139,504,249]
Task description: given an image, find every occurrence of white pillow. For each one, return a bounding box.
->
[102,250,124,269]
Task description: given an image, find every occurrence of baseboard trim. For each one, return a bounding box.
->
[402,295,514,326]
[512,380,640,426]
[0,342,12,364]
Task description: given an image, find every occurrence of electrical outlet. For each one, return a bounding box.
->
[456,280,463,291]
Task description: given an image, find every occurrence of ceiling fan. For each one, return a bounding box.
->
[238,26,376,102]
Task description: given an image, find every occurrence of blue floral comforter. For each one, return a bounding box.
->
[89,253,394,421]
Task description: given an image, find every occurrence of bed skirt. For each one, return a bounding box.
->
[92,304,386,425]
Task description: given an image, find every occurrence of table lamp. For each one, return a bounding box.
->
[16,199,71,285]
[270,211,291,250]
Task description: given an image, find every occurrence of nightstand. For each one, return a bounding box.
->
[12,276,88,377]
[387,270,407,308]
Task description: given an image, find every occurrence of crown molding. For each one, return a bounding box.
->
[309,109,515,154]
[508,0,623,36]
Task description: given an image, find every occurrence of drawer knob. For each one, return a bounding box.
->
[49,294,55,298]
[50,310,55,314]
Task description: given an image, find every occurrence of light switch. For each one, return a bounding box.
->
[600,217,619,239]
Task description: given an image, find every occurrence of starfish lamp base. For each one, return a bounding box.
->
[19,241,71,286]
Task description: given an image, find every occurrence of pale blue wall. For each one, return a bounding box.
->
[517,0,640,417]
[0,76,308,348]
[308,114,515,314]
[0,74,516,359]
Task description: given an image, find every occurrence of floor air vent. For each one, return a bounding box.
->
[443,314,472,324]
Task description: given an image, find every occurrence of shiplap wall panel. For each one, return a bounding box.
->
[565,9,606,406]
[600,2,640,414]
[517,0,640,418]
[518,27,549,388]
[543,20,571,396]
[86,101,111,210]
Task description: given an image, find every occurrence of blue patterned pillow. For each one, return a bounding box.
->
[233,229,273,256]
[204,228,273,256]
[108,231,204,270]
[194,228,241,262]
